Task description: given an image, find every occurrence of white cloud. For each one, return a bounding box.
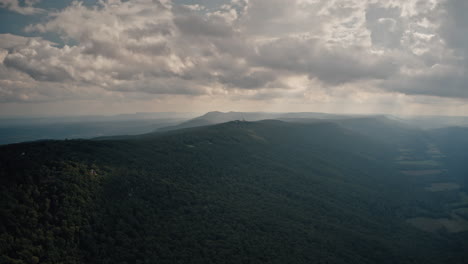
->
[0,0,43,15]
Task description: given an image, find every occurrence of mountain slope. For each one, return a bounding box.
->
[0,120,465,264]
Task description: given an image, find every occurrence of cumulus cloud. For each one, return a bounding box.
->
[0,0,43,15]
[0,0,468,111]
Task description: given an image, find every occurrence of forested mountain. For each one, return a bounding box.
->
[1,118,467,263]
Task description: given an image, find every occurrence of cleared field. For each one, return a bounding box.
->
[461,192,468,203]
[401,170,442,176]
[407,215,468,233]
[398,148,412,153]
[426,144,442,155]
[451,192,468,207]
[425,182,460,192]
[395,155,413,161]
[454,208,468,220]
[398,160,440,167]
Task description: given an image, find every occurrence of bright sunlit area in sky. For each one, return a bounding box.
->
[1,0,468,116]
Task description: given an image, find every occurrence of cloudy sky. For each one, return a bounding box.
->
[1,0,468,116]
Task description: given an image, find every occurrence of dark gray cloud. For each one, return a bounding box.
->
[438,0,468,56]
[252,37,397,84]
[218,70,277,89]
[384,67,468,98]
[174,12,234,37]
[125,23,173,39]
[4,56,72,82]
[365,4,403,49]
[375,0,468,99]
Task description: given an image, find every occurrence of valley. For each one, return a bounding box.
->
[395,139,468,234]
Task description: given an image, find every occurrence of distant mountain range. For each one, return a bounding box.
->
[159,111,468,131]
[2,111,468,145]
[158,111,364,131]
[0,112,199,145]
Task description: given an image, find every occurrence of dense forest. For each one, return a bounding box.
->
[1,119,467,263]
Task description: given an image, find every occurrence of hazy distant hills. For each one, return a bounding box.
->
[159,111,468,132]
[158,111,360,131]
[1,116,468,263]
[157,112,430,148]
[0,112,198,145]
[0,112,197,125]
[2,111,468,145]
[399,115,468,129]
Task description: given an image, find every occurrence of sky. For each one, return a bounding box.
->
[1,0,468,117]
